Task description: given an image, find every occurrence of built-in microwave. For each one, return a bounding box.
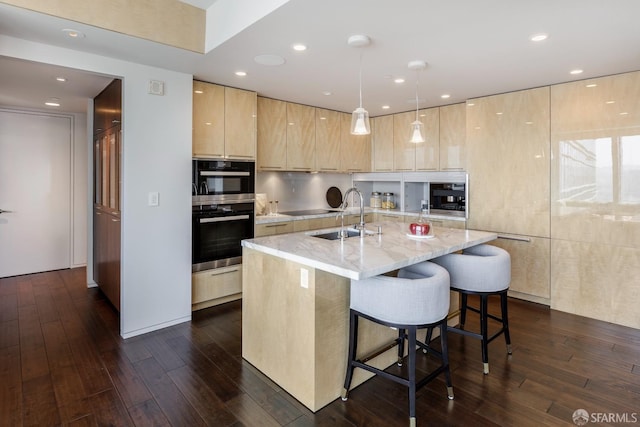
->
[192,159,255,201]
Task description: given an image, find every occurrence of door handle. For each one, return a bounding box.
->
[0,209,13,214]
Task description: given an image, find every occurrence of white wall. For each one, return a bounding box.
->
[0,35,193,338]
[72,112,88,267]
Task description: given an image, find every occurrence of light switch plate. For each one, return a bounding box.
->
[148,191,159,206]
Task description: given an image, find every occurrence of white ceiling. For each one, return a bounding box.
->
[1,0,640,115]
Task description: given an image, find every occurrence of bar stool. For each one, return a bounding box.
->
[430,244,512,374]
[341,262,454,427]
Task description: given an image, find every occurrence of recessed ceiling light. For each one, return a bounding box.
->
[235,71,247,77]
[441,94,451,99]
[62,28,85,39]
[56,77,67,82]
[254,54,285,66]
[322,91,332,96]
[530,33,548,42]
[394,78,405,84]
[381,105,390,110]
[292,44,307,51]
[586,83,597,88]
[570,69,583,75]
[45,98,60,107]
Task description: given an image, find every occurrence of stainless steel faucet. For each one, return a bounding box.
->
[342,187,366,236]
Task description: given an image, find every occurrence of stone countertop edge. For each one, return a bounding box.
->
[242,221,497,280]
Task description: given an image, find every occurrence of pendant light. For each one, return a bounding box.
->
[348,35,371,135]
[408,60,427,143]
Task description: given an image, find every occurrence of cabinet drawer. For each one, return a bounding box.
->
[192,265,242,305]
[255,221,294,236]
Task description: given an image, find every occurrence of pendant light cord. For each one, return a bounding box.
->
[359,50,364,108]
[415,69,420,121]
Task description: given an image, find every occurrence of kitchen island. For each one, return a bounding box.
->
[241,221,496,411]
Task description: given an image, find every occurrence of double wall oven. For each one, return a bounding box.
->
[192,160,255,272]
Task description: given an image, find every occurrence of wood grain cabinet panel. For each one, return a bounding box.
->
[415,107,440,171]
[393,111,416,171]
[371,115,394,172]
[224,87,257,160]
[192,265,242,310]
[192,81,225,158]
[286,103,316,171]
[257,97,287,170]
[340,112,371,172]
[255,221,294,237]
[439,103,466,170]
[466,87,550,237]
[315,108,342,173]
[193,81,256,159]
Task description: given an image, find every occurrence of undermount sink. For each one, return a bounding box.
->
[311,228,374,240]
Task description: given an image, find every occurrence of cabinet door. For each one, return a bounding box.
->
[107,129,121,211]
[372,115,394,172]
[393,111,415,171]
[415,107,440,171]
[257,97,287,170]
[255,221,293,236]
[192,81,225,157]
[439,103,466,170]
[315,108,341,172]
[340,112,371,172]
[192,265,242,307]
[466,87,550,237]
[286,102,316,171]
[225,87,256,160]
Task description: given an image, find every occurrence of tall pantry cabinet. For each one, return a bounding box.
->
[466,87,551,303]
[93,79,122,311]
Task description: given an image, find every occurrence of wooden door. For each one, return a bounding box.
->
[257,97,287,170]
[371,115,394,171]
[192,81,225,157]
[225,87,256,160]
[286,102,316,171]
[315,108,341,172]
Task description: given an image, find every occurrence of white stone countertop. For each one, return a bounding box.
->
[242,221,497,280]
[255,207,465,224]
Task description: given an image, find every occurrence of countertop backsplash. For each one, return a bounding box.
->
[255,171,352,213]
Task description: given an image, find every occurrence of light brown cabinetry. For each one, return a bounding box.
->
[286,102,316,171]
[393,108,439,171]
[549,71,640,327]
[257,97,287,170]
[315,108,342,172]
[439,103,466,170]
[255,220,294,237]
[93,78,122,311]
[340,112,371,172]
[371,115,394,172]
[466,86,550,302]
[192,265,242,310]
[192,81,256,159]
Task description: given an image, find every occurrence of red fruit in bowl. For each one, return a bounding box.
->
[409,223,430,235]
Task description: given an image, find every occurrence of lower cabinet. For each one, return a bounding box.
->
[374,212,404,223]
[93,208,121,311]
[424,218,466,229]
[255,220,294,237]
[293,217,337,232]
[489,234,550,304]
[192,265,242,311]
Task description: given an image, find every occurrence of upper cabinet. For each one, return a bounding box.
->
[371,115,394,172]
[286,102,316,171]
[94,78,121,134]
[340,112,371,172]
[393,108,440,171]
[439,103,466,170]
[316,108,342,172]
[257,97,287,170]
[192,81,256,160]
[466,87,550,237]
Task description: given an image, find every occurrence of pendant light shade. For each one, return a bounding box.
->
[348,35,371,135]
[408,60,427,143]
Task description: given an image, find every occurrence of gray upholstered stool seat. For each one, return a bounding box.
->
[430,244,512,374]
[341,262,454,427]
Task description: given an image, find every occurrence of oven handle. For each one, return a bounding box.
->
[200,171,251,177]
[199,214,251,224]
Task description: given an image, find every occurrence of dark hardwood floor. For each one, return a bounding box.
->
[1,267,639,426]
